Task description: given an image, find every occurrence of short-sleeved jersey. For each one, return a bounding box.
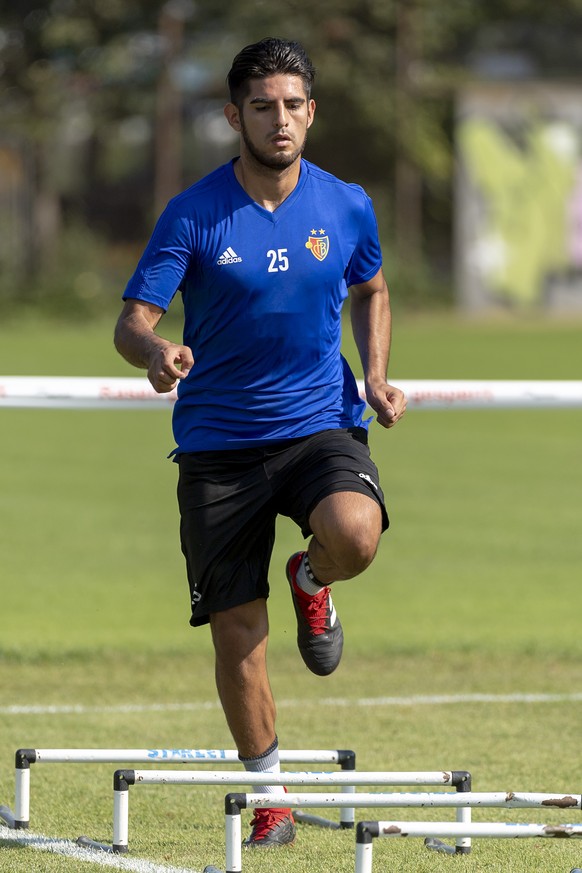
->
[123,158,382,452]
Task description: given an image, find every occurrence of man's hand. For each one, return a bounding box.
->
[147,342,194,393]
[114,300,194,393]
[366,380,407,429]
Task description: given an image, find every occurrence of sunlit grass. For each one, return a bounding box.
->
[1,314,582,871]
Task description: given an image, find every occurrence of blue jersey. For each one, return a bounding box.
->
[123,158,382,452]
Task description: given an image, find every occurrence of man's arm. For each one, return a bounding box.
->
[350,269,406,428]
[114,299,194,394]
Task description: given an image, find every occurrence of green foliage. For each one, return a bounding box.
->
[3,0,582,315]
[378,240,454,311]
[0,222,135,319]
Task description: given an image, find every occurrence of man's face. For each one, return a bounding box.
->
[225,74,315,170]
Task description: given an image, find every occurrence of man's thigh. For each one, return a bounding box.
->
[309,489,383,543]
[177,450,277,627]
[271,427,389,537]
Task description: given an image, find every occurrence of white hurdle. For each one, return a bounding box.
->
[101,769,471,854]
[0,747,355,831]
[355,820,582,872]
[223,790,582,873]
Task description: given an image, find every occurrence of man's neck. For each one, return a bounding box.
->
[233,155,301,213]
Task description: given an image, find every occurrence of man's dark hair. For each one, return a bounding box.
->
[227,37,316,106]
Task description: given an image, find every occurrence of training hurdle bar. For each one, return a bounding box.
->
[2,376,582,410]
[355,820,582,872]
[0,747,354,831]
[95,769,471,855]
[223,791,582,873]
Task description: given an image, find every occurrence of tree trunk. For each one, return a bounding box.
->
[395,0,423,265]
[154,4,184,216]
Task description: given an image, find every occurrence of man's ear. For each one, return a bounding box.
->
[224,102,241,132]
[307,98,316,129]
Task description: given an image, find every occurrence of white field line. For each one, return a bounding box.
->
[2,691,582,717]
[0,825,202,872]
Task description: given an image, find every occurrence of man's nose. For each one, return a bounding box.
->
[273,105,288,127]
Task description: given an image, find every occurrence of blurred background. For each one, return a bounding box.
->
[2,0,582,320]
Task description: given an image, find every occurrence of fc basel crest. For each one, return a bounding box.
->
[305,230,329,262]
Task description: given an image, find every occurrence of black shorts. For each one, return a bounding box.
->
[176,427,389,627]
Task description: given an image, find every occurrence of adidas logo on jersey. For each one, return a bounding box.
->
[217,247,243,265]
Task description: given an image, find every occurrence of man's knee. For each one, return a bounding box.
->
[310,492,383,579]
[210,599,269,662]
[334,526,380,577]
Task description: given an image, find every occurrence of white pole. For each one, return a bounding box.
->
[371,821,582,838]
[14,768,29,827]
[35,748,237,763]
[354,838,373,873]
[30,747,347,764]
[225,806,242,873]
[385,379,582,409]
[112,787,129,853]
[2,376,582,410]
[341,783,356,827]
[240,790,581,809]
[130,770,461,788]
[455,805,472,851]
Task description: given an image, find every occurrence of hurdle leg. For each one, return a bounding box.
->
[340,781,356,829]
[454,770,472,854]
[355,822,377,873]
[453,806,472,853]
[225,794,244,873]
[14,763,30,829]
[112,770,133,853]
[1,749,38,829]
[340,751,356,828]
[295,750,356,829]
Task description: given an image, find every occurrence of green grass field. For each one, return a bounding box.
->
[1,314,582,872]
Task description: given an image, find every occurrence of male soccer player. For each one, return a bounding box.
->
[114,37,406,848]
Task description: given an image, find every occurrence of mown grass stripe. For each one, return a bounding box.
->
[3,691,582,717]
